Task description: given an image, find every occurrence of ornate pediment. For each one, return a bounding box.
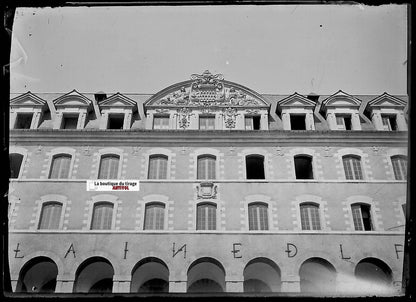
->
[10,92,47,108]
[322,90,361,110]
[366,93,407,110]
[277,93,317,110]
[98,93,137,109]
[145,70,270,109]
[53,89,92,107]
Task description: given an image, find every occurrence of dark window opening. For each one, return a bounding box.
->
[389,116,398,131]
[108,115,124,129]
[290,115,306,130]
[15,113,33,129]
[246,155,265,179]
[361,205,372,231]
[253,116,261,130]
[344,117,352,130]
[294,156,313,179]
[62,115,78,129]
[10,153,24,178]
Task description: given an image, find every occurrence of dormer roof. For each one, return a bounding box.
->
[365,92,407,111]
[10,91,47,109]
[276,92,317,113]
[53,89,92,108]
[321,90,362,112]
[98,92,137,111]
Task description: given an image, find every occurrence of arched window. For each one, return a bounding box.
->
[49,154,72,179]
[38,202,62,230]
[197,203,216,230]
[391,155,407,180]
[342,155,363,180]
[248,203,269,230]
[294,155,313,179]
[10,153,24,178]
[197,155,216,180]
[98,155,120,179]
[91,202,114,230]
[144,203,165,230]
[351,203,373,231]
[300,203,321,230]
[148,155,168,179]
[246,155,265,179]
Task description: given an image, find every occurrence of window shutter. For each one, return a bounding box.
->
[351,204,364,230]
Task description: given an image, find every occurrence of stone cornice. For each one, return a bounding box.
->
[9,129,408,147]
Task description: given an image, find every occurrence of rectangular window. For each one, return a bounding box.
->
[62,115,78,129]
[391,156,407,180]
[248,203,269,230]
[15,113,33,129]
[148,155,168,179]
[98,155,120,179]
[290,114,306,130]
[300,204,321,230]
[49,154,72,179]
[91,202,113,230]
[108,114,124,129]
[382,115,398,131]
[144,203,165,230]
[336,115,352,130]
[294,156,314,179]
[197,155,216,179]
[38,202,62,229]
[197,203,216,230]
[245,116,261,130]
[153,115,170,129]
[351,204,372,231]
[199,116,215,130]
[343,156,363,180]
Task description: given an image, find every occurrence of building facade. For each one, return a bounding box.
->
[8,71,408,295]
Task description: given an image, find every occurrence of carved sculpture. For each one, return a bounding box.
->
[196,182,218,199]
[223,107,238,129]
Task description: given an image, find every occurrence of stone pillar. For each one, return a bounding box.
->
[234,113,244,130]
[225,279,244,293]
[189,112,198,130]
[280,275,300,292]
[145,112,153,130]
[371,111,383,131]
[260,113,268,130]
[10,111,17,129]
[99,112,109,129]
[326,112,337,130]
[53,112,63,129]
[215,112,223,130]
[305,112,315,130]
[78,112,86,129]
[123,111,132,130]
[169,281,187,293]
[112,275,131,293]
[55,274,75,293]
[351,113,361,130]
[396,112,408,131]
[281,112,290,130]
[334,272,356,293]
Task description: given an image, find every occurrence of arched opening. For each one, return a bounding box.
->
[354,258,393,293]
[243,258,281,292]
[294,155,313,179]
[299,257,336,293]
[187,257,225,293]
[16,257,58,293]
[246,155,265,179]
[130,257,169,293]
[73,257,114,293]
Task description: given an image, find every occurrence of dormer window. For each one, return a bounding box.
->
[61,114,78,129]
[381,115,398,131]
[153,115,170,130]
[199,116,215,130]
[245,116,261,130]
[107,114,124,129]
[290,114,306,130]
[15,113,33,129]
[335,115,352,130]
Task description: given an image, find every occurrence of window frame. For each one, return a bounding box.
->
[289,114,307,130]
[48,153,73,179]
[391,155,407,180]
[299,202,321,231]
[98,154,121,179]
[9,153,25,179]
[143,202,166,230]
[294,155,314,180]
[342,155,364,180]
[153,115,170,130]
[351,203,373,231]
[61,113,79,129]
[38,201,63,230]
[248,202,269,231]
[14,112,34,129]
[196,202,217,231]
[335,114,352,130]
[148,154,169,179]
[197,154,217,180]
[107,113,125,129]
[90,201,115,230]
[199,115,216,130]
[381,114,398,131]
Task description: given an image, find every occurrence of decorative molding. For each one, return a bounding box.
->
[175,107,194,129]
[223,107,238,129]
[196,182,218,199]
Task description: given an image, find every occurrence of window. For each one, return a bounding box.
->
[336,115,352,130]
[153,115,170,130]
[148,155,168,179]
[199,116,215,130]
[294,155,314,179]
[91,202,113,230]
[196,203,216,230]
[61,115,78,129]
[98,155,120,179]
[10,153,24,178]
[391,155,407,180]
[38,202,62,229]
[300,203,321,230]
[248,203,269,230]
[342,155,363,180]
[290,114,306,130]
[351,203,373,231]
[49,154,72,179]
[108,114,124,129]
[381,115,398,131]
[144,203,165,230]
[15,113,33,129]
[246,155,265,179]
[245,116,261,130]
[197,155,216,180]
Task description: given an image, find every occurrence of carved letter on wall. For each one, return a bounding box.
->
[394,244,403,259]
[172,243,187,259]
[123,242,129,259]
[14,243,24,258]
[64,243,76,258]
[231,243,242,258]
[285,243,298,258]
[339,244,351,260]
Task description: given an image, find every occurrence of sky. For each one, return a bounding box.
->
[10,4,408,95]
